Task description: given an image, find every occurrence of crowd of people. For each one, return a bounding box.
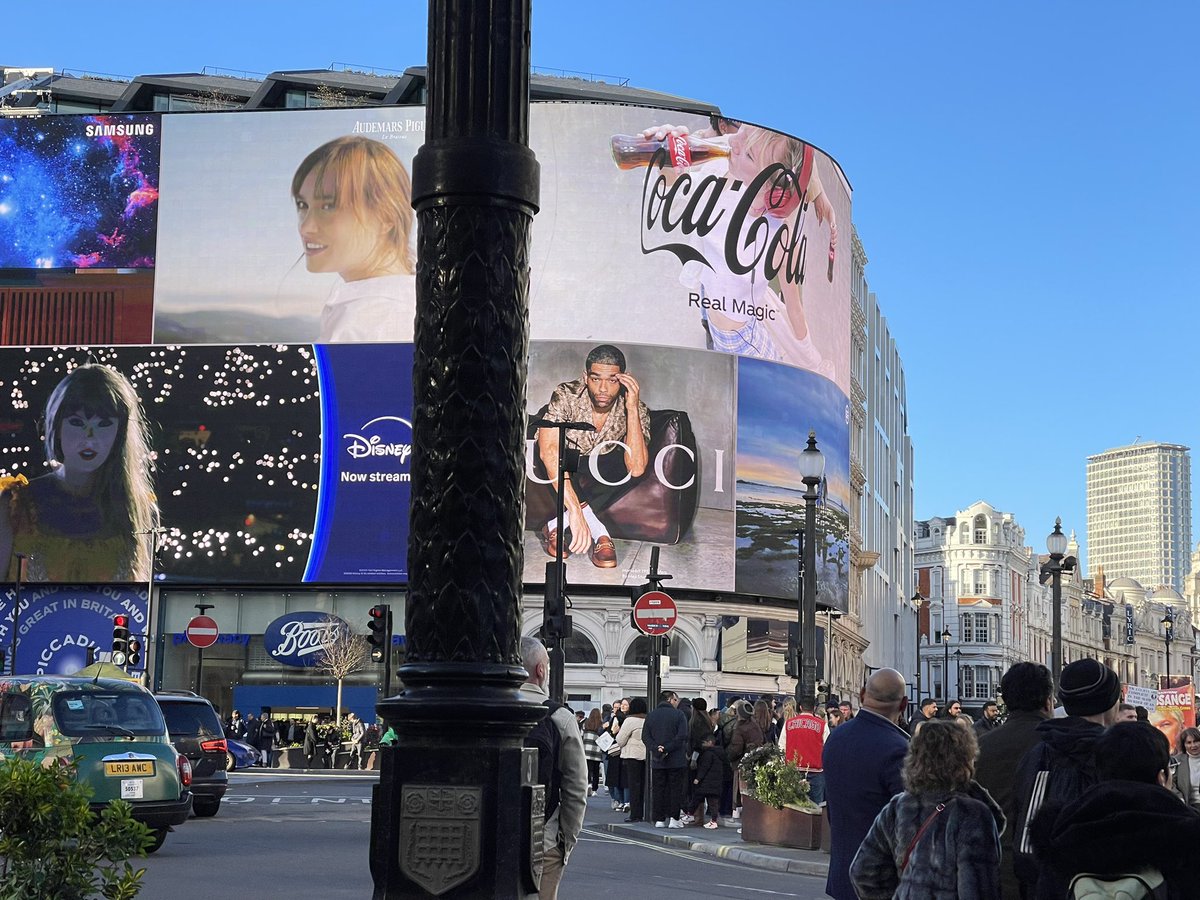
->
[816,661,1200,900]
[223,709,378,769]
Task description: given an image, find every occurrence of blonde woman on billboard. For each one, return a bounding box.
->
[0,364,159,582]
[292,136,416,343]
[634,120,836,378]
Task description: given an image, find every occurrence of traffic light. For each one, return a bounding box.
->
[543,562,572,639]
[127,638,143,668]
[367,604,391,663]
[629,581,653,632]
[785,626,798,678]
[111,615,130,666]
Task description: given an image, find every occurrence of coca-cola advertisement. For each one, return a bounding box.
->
[150,103,852,396]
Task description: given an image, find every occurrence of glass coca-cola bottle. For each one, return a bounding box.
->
[610,134,730,170]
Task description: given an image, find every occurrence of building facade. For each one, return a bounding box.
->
[1087,441,1192,592]
[847,229,914,699]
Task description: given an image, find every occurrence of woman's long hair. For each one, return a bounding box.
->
[291,136,414,277]
[43,363,158,578]
[902,718,977,796]
[584,708,603,733]
[752,700,772,737]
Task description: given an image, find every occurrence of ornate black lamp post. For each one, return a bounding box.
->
[369,2,546,896]
[1163,609,1174,687]
[912,592,924,702]
[940,627,951,700]
[797,431,825,709]
[1042,518,1076,693]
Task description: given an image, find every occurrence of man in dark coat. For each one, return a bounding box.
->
[1012,658,1122,900]
[974,699,1001,735]
[823,668,909,900]
[1031,722,1200,899]
[975,662,1054,900]
[642,689,689,828]
[906,697,938,735]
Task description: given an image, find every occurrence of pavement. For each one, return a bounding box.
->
[585,791,831,877]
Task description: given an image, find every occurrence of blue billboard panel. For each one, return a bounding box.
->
[0,585,148,675]
[0,114,161,269]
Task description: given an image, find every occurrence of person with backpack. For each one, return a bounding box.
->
[520,636,586,900]
[1012,658,1122,900]
[1030,722,1200,899]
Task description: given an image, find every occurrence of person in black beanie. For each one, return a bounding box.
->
[1031,722,1200,899]
[1011,658,1122,900]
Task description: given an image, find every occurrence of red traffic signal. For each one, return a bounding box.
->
[367,604,391,661]
[111,615,130,666]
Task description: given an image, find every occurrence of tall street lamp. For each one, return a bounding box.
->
[1162,609,1174,687]
[797,430,825,709]
[940,627,951,700]
[912,592,925,702]
[954,648,963,701]
[1041,518,1076,693]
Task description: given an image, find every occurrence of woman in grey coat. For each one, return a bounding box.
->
[850,718,1004,899]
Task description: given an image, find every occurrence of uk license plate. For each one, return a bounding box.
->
[121,778,144,800]
[105,760,155,777]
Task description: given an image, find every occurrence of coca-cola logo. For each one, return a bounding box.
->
[263,612,349,668]
[639,149,810,286]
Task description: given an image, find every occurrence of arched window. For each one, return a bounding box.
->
[563,632,599,665]
[973,515,987,545]
[624,635,699,668]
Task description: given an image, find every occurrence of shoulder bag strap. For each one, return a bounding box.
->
[899,802,948,873]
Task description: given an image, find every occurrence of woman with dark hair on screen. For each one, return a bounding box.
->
[292,135,416,343]
[0,363,158,582]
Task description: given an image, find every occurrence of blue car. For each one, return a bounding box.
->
[224,737,258,771]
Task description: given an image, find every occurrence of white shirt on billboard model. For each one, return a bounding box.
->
[318,273,416,343]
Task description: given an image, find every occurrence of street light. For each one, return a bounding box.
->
[1162,609,1174,688]
[796,430,825,709]
[1040,518,1077,693]
[911,592,925,702]
[954,648,963,701]
[940,627,951,701]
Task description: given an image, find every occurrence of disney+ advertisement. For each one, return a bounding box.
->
[0,343,411,585]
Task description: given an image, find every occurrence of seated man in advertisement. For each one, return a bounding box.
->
[536,344,651,568]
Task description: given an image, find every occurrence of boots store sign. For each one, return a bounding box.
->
[263,612,349,668]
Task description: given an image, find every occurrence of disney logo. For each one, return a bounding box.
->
[272,620,341,659]
[343,416,413,463]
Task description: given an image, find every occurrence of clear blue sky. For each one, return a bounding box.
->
[11,1,1199,570]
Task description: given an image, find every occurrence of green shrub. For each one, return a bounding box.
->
[736,742,815,811]
[0,756,153,900]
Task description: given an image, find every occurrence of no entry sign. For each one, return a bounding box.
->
[185,615,220,649]
[632,590,678,636]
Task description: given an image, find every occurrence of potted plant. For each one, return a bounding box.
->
[737,743,822,850]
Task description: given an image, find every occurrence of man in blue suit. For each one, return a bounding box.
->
[823,668,910,900]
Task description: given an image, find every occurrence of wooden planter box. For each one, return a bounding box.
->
[740,795,822,850]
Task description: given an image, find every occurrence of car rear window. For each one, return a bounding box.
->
[158,701,222,739]
[52,691,165,737]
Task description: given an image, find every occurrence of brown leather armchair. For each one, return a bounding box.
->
[526,406,699,544]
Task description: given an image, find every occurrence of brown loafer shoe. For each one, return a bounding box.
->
[539,525,569,560]
[591,536,618,568]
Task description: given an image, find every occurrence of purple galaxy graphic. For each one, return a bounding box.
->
[0,114,160,269]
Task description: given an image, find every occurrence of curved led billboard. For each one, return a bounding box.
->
[0,101,852,607]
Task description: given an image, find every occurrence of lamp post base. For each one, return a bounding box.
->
[371,668,545,899]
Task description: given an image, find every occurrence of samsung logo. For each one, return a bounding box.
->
[85,123,156,137]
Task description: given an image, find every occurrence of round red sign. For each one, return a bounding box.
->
[185,615,220,649]
[632,590,678,636]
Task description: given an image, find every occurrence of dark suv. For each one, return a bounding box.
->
[154,691,228,817]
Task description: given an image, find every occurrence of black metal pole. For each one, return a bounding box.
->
[793,529,803,707]
[9,553,25,675]
[943,637,949,700]
[1050,565,1062,694]
[799,479,819,709]
[370,2,543,896]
